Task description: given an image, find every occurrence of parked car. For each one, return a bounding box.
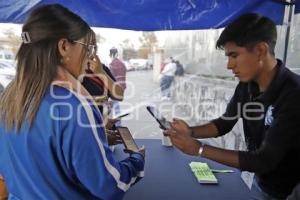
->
[128,58,149,70]
[0,61,16,93]
[0,49,15,65]
[123,60,135,71]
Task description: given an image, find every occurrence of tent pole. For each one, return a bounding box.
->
[283,1,295,64]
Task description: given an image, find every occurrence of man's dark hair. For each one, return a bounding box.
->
[216,13,277,56]
[109,47,118,57]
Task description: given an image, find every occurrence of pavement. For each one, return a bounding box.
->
[115,70,246,151]
[117,70,173,139]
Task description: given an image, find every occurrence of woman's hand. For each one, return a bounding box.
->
[105,118,119,130]
[137,146,146,158]
[105,118,123,145]
[124,146,146,158]
[106,129,123,146]
[87,55,104,74]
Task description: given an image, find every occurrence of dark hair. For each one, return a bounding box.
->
[110,47,118,57]
[216,13,277,56]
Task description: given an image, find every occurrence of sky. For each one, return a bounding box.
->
[0,23,172,65]
[0,23,169,47]
[0,23,22,37]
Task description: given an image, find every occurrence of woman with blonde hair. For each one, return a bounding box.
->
[0,4,144,200]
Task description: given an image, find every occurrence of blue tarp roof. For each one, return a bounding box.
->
[296,0,300,14]
[0,0,288,31]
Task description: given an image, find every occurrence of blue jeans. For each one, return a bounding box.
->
[111,100,121,127]
[250,178,284,200]
[160,75,174,97]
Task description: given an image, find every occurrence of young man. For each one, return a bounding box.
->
[165,13,300,199]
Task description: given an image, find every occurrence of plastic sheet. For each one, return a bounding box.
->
[0,0,285,30]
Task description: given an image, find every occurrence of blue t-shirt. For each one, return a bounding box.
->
[0,85,144,200]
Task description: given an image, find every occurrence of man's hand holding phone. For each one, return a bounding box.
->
[146,105,172,130]
[171,118,193,136]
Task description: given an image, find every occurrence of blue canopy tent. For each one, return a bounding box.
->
[0,0,287,30]
[0,0,298,63]
[296,0,300,13]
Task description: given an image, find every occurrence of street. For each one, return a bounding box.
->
[118,70,172,139]
[116,70,242,151]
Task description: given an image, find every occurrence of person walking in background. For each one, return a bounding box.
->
[160,57,177,100]
[109,47,127,126]
[0,4,145,199]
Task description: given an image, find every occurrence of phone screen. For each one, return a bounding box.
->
[117,127,139,152]
[112,112,130,120]
[146,106,171,130]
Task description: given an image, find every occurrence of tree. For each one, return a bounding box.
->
[2,29,21,54]
[137,32,158,58]
[120,38,134,49]
[96,33,106,43]
[120,39,137,60]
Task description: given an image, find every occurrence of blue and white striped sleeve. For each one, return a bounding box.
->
[60,94,144,200]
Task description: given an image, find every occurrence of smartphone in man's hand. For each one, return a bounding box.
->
[146,105,172,130]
